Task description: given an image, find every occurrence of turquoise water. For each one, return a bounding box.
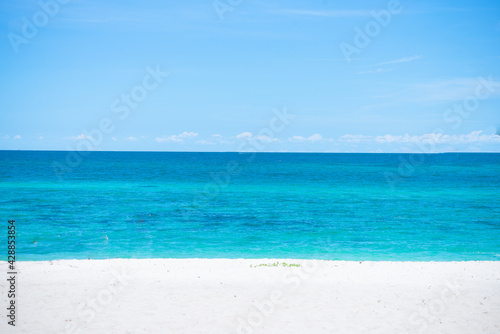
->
[1,151,499,261]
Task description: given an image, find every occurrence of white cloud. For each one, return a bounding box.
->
[155,132,199,143]
[374,131,500,144]
[236,132,253,139]
[235,132,279,143]
[38,136,44,140]
[255,135,279,143]
[335,131,500,148]
[112,137,118,141]
[308,134,323,142]
[458,131,500,143]
[66,134,91,141]
[13,135,22,140]
[277,9,370,17]
[340,134,371,143]
[155,137,167,143]
[196,140,215,145]
[375,55,422,66]
[375,135,395,143]
[176,132,198,139]
[209,134,225,143]
[358,68,394,75]
[288,134,324,143]
[128,136,138,141]
[155,136,178,143]
[288,135,307,142]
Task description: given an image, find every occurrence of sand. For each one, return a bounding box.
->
[1,259,499,333]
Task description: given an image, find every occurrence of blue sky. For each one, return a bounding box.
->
[1,0,499,152]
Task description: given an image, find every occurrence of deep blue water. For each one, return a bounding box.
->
[1,151,499,261]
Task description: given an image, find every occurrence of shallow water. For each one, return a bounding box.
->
[1,151,499,261]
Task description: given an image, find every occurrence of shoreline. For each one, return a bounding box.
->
[1,259,499,333]
[10,256,500,263]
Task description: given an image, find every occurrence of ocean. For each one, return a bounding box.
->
[1,151,499,261]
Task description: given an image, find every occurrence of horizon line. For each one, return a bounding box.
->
[1,149,499,154]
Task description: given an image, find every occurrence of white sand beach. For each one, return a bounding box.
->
[1,259,499,333]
